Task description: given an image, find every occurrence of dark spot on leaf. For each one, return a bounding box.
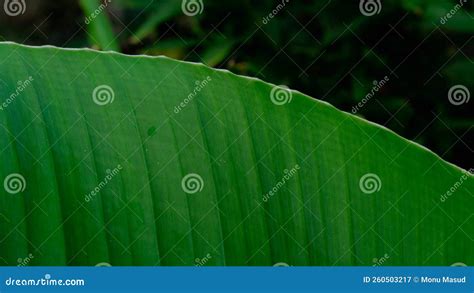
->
[147,126,157,137]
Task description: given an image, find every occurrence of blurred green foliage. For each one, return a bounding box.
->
[0,0,472,168]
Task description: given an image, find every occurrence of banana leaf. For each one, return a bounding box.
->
[0,42,472,266]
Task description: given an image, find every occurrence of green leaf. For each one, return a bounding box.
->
[402,0,474,33]
[425,5,474,33]
[130,0,183,44]
[79,0,120,51]
[199,37,236,67]
[140,38,198,59]
[444,60,474,86]
[0,42,472,266]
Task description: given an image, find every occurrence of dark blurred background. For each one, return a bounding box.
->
[0,0,472,169]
